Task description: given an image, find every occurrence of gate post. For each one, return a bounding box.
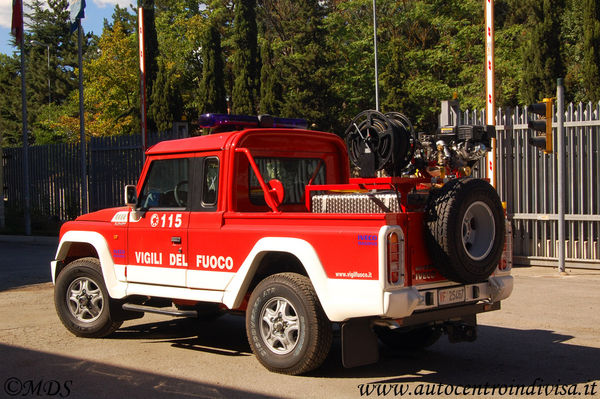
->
[557,78,566,273]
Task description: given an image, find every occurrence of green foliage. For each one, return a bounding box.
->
[582,0,600,102]
[79,21,139,138]
[149,60,184,131]
[232,0,258,115]
[0,54,22,146]
[258,0,337,131]
[154,0,207,121]
[198,23,227,114]
[258,38,282,115]
[520,0,565,104]
[104,5,137,34]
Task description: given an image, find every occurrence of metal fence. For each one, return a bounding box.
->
[2,130,179,222]
[458,102,600,269]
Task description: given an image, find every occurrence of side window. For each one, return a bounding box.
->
[139,158,189,209]
[202,157,219,207]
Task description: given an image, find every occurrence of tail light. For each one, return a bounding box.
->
[387,231,405,285]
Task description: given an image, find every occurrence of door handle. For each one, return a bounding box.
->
[171,236,181,245]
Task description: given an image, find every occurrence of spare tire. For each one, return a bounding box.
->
[424,178,505,284]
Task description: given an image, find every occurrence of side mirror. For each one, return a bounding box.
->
[124,185,138,208]
[267,179,285,208]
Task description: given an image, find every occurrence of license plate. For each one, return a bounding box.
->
[438,287,465,306]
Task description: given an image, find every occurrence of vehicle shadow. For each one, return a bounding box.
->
[315,325,599,386]
[118,315,599,385]
[111,315,252,356]
[0,343,274,399]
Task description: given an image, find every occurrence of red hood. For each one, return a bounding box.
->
[74,207,128,222]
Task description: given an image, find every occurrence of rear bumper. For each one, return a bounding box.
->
[382,275,513,320]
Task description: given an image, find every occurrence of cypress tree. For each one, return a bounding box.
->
[258,39,281,115]
[521,0,564,104]
[149,61,183,132]
[232,0,258,115]
[582,0,600,102]
[198,24,227,114]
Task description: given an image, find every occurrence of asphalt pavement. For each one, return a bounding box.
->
[0,235,57,291]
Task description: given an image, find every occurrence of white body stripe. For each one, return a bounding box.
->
[127,265,186,287]
[187,269,235,290]
[52,228,512,323]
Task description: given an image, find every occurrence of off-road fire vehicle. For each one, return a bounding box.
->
[51,110,512,375]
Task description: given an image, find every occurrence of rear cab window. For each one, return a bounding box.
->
[249,157,325,205]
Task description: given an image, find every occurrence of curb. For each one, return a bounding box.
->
[0,235,58,245]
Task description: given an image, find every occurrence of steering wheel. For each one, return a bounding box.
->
[174,180,188,207]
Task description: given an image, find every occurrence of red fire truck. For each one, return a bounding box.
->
[51,112,513,375]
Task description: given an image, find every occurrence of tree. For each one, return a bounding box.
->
[0,54,22,146]
[154,0,206,121]
[53,21,139,139]
[149,60,184,131]
[325,0,378,125]
[198,23,227,114]
[582,0,600,102]
[104,5,137,35]
[231,0,258,115]
[521,0,565,104]
[258,38,282,115]
[376,0,485,132]
[258,0,337,130]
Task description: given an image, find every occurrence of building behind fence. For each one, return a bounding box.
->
[2,106,599,268]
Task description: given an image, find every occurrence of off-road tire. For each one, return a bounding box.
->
[375,325,442,351]
[425,178,505,284]
[54,257,122,338]
[246,273,332,375]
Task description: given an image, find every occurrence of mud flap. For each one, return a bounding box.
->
[341,317,379,368]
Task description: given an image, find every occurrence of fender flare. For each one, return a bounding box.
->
[223,237,331,314]
[53,231,127,299]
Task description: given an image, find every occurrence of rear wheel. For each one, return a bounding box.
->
[246,273,332,375]
[425,178,505,283]
[54,257,122,338]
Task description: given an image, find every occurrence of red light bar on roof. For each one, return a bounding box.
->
[198,113,308,130]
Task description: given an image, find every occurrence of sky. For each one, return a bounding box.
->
[0,0,135,56]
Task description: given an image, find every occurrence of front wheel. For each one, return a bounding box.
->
[54,257,122,338]
[246,273,332,375]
